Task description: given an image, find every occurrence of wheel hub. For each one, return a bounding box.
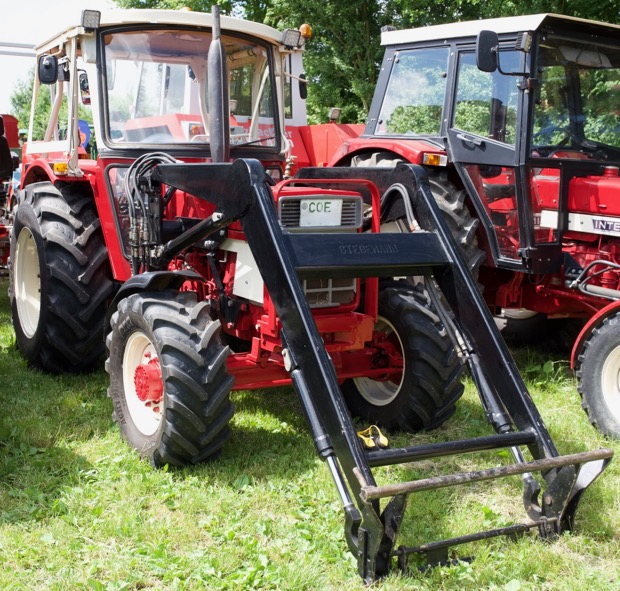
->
[134,355,163,403]
[123,331,164,436]
[601,344,620,416]
[354,316,405,406]
[14,227,42,339]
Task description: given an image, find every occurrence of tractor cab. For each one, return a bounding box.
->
[22,9,309,189]
[462,16,620,273]
[329,14,620,440]
[344,15,620,276]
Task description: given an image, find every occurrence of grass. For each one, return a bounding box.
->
[1,275,620,590]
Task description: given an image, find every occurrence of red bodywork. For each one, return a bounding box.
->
[1,114,19,150]
[289,125,620,366]
[24,146,404,392]
[287,123,365,170]
[0,226,8,266]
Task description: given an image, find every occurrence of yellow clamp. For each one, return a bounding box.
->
[356,425,389,450]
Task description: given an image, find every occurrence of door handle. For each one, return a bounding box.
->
[456,133,485,147]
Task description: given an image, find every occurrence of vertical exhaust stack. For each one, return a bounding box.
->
[208,5,230,163]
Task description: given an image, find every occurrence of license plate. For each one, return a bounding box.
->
[299,199,342,227]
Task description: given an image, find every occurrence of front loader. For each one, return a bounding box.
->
[148,157,611,581]
[8,7,612,581]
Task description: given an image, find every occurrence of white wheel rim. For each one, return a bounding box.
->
[502,308,539,320]
[353,316,404,406]
[123,331,163,436]
[601,345,620,416]
[14,227,41,338]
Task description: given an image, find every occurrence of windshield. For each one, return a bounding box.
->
[532,33,620,158]
[375,47,450,136]
[102,28,279,149]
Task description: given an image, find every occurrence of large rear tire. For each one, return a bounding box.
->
[350,152,486,278]
[427,172,486,278]
[9,181,114,373]
[106,290,235,466]
[576,312,620,438]
[343,284,465,432]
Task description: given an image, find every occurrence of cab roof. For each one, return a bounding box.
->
[36,8,284,53]
[381,13,620,46]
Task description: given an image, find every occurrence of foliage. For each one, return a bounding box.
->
[387,106,442,135]
[10,69,94,141]
[8,1,620,128]
[9,70,50,137]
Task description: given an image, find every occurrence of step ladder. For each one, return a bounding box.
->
[154,158,613,583]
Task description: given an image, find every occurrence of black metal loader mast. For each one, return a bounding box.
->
[153,158,612,583]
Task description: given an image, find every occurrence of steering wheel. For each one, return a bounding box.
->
[533,125,605,159]
[533,124,596,157]
[533,125,573,150]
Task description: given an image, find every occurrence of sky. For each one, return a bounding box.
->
[0,0,115,115]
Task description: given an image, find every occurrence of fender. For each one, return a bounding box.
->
[104,270,207,331]
[328,136,446,167]
[571,299,620,368]
[21,158,96,190]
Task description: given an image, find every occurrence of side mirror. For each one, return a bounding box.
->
[79,71,91,105]
[299,73,307,100]
[476,30,499,73]
[38,55,58,85]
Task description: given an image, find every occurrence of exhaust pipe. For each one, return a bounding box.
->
[208,5,230,163]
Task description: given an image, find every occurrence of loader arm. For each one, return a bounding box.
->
[153,158,612,582]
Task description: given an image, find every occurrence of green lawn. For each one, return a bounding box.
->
[1,276,619,590]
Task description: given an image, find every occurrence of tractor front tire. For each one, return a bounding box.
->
[106,290,235,466]
[9,181,114,373]
[576,312,620,438]
[343,284,465,432]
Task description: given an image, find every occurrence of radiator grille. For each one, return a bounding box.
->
[303,277,357,307]
[279,195,363,231]
[278,194,361,307]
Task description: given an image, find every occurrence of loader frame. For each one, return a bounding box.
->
[151,157,612,582]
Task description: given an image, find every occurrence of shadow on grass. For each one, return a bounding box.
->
[0,275,614,568]
[0,326,110,525]
[0,437,94,525]
[182,386,320,484]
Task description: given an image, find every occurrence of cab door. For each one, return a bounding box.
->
[446,48,549,270]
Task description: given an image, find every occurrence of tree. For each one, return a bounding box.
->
[10,70,52,139]
[266,0,386,122]
[13,1,620,129]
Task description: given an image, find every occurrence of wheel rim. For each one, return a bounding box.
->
[502,309,539,320]
[601,344,620,416]
[123,331,164,436]
[353,316,404,406]
[14,227,41,338]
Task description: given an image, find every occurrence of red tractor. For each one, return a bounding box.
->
[8,8,612,581]
[308,14,620,439]
[0,113,20,267]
